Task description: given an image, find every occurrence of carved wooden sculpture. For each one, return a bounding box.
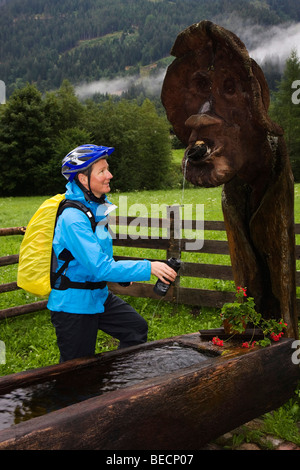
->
[161,21,298,338]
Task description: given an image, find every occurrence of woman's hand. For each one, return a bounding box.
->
[150,261,177,284]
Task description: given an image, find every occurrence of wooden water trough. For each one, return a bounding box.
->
[0,331,299,450]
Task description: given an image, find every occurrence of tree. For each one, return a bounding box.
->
[0,82,173,196]
[0,83,53,195]
[84,98,173,192]
[41,81,91,194]
[42,127,93,195]
[269,50,300,181]
[45,79,85,133]
[136,99,172,190]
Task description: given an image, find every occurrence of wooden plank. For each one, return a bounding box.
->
[4,290,300,319]
[0,301,48,320]
[181,239,230,254]
[204,220,226,231]
[0,227,26,236]
[0,282,19,294]
[0,255,19,267]
[181,262,233,280]
[176,287,235,307]
[0,219,299,319]
[1,221,298,233]
[199,328,264,341]
[113,218,226,232]
[0,337,297,450]
[108,282,174,301]
[113,237,169,250]
[114,255,159,262]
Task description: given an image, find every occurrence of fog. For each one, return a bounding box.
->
[239,21,300,66]
[75,76,136,99]
[75,19,300,99]
[75,70,166,100]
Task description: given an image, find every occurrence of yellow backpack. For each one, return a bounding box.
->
[17,194,97,297]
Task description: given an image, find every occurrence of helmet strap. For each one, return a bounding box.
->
[75,172,106,204]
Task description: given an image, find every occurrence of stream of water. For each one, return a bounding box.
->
[181,156,188,207]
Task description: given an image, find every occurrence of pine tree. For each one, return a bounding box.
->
[0,84,53,195]
[269,50,300,181]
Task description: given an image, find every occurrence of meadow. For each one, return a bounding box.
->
[0,183,227,374]
[0,168,299,445]
[1,179,300,372]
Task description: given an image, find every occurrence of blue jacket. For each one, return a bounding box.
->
[47,182,151,314]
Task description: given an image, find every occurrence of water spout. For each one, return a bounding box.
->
[186,140,209,162]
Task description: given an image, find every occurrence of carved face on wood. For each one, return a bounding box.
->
[161,21,282,187]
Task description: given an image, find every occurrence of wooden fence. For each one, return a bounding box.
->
[1,207,300,320]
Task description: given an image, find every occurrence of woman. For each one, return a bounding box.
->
[48,144,177,362]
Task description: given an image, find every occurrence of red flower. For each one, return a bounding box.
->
[212,336,224,347]
[270,332,284,342]
[242,341,257,348]
[237,286,247,297]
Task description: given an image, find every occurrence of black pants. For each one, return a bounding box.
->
[50,292,148,362]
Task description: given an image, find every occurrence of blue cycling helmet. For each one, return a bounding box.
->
[62,144,114,182]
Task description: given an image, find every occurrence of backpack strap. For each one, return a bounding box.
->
[56,199,97,232]
[51,200,107,291]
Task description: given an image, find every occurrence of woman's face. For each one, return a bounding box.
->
[79,159,113,197]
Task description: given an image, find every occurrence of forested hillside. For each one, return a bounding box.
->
[1,0,300,97]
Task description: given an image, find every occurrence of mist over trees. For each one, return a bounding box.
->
[1,0,300,97]
[0,1,300,195]
[1,46,300,199]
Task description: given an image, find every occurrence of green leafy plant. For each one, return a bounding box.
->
[221,286,259,334]
[212,287,288,348]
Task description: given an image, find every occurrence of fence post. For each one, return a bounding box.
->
[166,205,181,300]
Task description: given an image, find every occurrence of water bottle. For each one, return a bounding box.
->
[153,258,181,296]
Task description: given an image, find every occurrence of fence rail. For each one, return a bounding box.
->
[1,212,300,320]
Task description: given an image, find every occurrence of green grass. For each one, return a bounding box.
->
[0,183,226,375]
[0,173,299,446]
[263,396,300,446]
[1,181,300,372]
[0,300,223,376]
